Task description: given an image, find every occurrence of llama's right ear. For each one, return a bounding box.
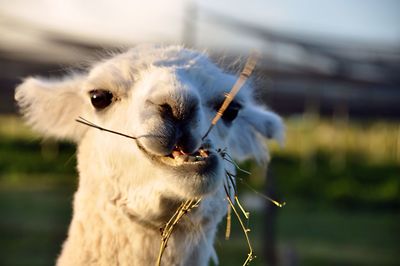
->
[15,76,88,142]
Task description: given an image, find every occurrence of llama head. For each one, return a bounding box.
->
[15,45,283,203]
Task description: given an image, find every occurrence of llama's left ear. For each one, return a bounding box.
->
[15,76,88,142]
[240,106,284,144]
[228,105,284,162]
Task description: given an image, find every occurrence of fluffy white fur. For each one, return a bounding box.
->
[15,45,283,266]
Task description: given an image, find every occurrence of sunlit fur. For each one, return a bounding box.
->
[15,45,284,266]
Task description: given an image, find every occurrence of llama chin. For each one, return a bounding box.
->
[15,44,284,266]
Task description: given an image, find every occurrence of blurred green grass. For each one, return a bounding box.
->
[0,115,399,265]
[1,187,397,266]
[268,115,400,209]
[216,203,399,266]
[0,186,73,266]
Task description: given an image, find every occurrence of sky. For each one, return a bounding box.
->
[199,0,400,46]
[0,0,398,60]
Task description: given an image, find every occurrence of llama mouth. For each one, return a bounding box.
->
[159,145,211,166]
[136,139,221,196]
[136,140,217,168]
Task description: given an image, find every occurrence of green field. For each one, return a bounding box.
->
[0,115,399,265]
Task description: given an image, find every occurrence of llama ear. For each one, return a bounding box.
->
[240,106,284,144]
[15,76,88,142]
[228,105,284,162]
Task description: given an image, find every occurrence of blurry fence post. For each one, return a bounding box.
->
[183,0,197,48]
[263,166,298,266]
[263,166,278,266]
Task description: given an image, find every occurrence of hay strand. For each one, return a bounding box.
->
[156,198,201,266]
[224,185,255,266]
[225,204,232,240]
[76,116,137,140]
[238,177,286,208]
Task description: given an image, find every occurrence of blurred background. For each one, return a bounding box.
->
[0,0,399,265]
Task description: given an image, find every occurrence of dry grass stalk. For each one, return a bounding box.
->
[221,150,286,265]
[237,177,286,208]
[223,150,286,208]
[224,187,255,266]
[76,116,137,140]
[156,198,201,266]
[235,195,250,219]
[225,204,232,240]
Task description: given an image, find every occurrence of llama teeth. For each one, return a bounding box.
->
[173,154,205,163]
[187,156,197,162]
[175,155,188,164]
[199,149,208,158]
[175,156,184,164]
[172,150,182,158]
[182,155,189,162]
[195,155,205,161]
[168,146,209,164]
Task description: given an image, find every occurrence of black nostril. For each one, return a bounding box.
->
[159,103,174,119]
[150,95,201,154]
[157,95,199,122]
[175,132,200,154]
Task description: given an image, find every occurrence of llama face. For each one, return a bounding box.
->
[15,45,284,201]
[79,53,246,198]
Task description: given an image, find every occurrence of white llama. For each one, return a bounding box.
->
[15,45,283,266]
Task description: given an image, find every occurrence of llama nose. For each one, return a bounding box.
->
[141,92,202,156]
[159,98,201,154]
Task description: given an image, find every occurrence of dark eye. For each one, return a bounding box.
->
[89,89,113,110]
[216,101,241,122]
